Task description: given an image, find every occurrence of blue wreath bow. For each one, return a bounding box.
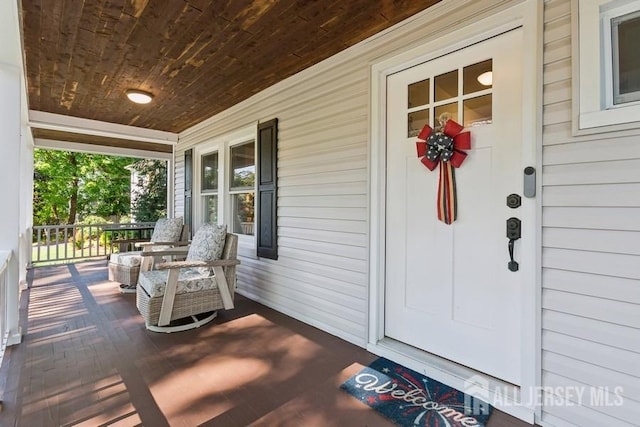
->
[426,132,455,163]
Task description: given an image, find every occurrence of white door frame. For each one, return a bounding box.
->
[367,1,542,423]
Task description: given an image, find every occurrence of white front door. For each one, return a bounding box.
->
[385,29,532,385]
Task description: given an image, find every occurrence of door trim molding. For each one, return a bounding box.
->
[367,0,542,423]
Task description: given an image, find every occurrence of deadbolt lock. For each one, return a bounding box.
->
[506,194,521,209]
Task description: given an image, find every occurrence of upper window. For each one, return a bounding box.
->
[200,152,219,224]
[229,141,255,236]
[575,0,640,131]
[609,9,640,105]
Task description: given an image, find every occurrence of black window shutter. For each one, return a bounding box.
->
[257,118,278,259]
[184,149,193,235]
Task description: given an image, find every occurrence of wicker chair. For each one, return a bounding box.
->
[108,219,188,293]
[136,229,239,333]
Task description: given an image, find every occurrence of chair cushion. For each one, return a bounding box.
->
[186,224,227,274]
[151,217,184,242]
[109,251,142,267]
[138,268,218,298]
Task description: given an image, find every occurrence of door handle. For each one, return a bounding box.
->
[506,217,521,272]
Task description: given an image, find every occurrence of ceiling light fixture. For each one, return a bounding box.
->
[126,89,154,104]
[477,71,493,86]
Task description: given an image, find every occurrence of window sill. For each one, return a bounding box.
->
[576,104,640,135]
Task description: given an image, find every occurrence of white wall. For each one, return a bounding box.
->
[540,1,640,426]
[176,0,521,346]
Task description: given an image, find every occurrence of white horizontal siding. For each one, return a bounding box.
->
[542,371,638,427]
[543,330,640,379]
[543,268,640,304]
[543,247,639,283]
[544,352,640,404]
[543,58,572,86]
[543,206,640,230]
[544,159,640,185]
[543,228,640,254]
[543,134,640,164]
[541,1,640,425]
[173,154,184,219]
[543,183,640,207]
[543,289,640,328]
[543,309,640,354]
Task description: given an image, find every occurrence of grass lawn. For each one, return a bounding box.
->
[32,241,112,265]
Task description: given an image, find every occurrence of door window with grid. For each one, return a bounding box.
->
[407,59,493,136]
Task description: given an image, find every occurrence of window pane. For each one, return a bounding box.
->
[202,153,218,191]
[463,94,492,127]
[434,102,458,126]
[408,109,429,137]
[408,78,429,108]
[230,141,255,189]
[203,195,218,223]
[231,193,254,235]
[463,59,492,94]
[614,11,640,103]
[434,70,458,102]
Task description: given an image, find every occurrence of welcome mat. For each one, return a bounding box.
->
[340,358,493,426]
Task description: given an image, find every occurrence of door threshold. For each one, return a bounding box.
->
[367,338,536,424]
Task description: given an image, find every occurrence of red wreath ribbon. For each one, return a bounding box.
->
[416,120,471,224]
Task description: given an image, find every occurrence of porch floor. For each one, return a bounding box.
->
[0,260,530,426]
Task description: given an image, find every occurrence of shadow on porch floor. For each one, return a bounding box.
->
[0,260,530,426]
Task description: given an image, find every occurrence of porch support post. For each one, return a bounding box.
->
[0,0,28,347]
[0,63,23,346]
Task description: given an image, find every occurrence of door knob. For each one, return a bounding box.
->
[506,217,521,272]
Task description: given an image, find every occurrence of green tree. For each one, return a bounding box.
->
[78,155,133,219]
[33,149,134,225]
[130,159,167,222]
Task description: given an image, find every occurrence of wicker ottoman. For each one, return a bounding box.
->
[108,251,144,293]
[108,261,140,287]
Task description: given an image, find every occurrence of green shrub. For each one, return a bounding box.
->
[99,232,112,247]
[78,215,110,225]
[73,229,84,249]
[72,216,112,248]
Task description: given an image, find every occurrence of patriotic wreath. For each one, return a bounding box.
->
[415,114,471,224]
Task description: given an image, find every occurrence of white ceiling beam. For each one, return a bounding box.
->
[35,138,172,161]
[28,110,178,145]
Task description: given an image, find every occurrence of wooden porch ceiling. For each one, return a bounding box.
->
[21,0,442,135]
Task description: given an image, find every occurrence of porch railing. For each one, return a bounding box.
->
[0,250,12,359]
[31,222,155,265]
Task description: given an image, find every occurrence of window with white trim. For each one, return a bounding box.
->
[195,133,256,238]
[575,0,640,131]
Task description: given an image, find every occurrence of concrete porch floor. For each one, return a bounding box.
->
[0,260,530,426]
